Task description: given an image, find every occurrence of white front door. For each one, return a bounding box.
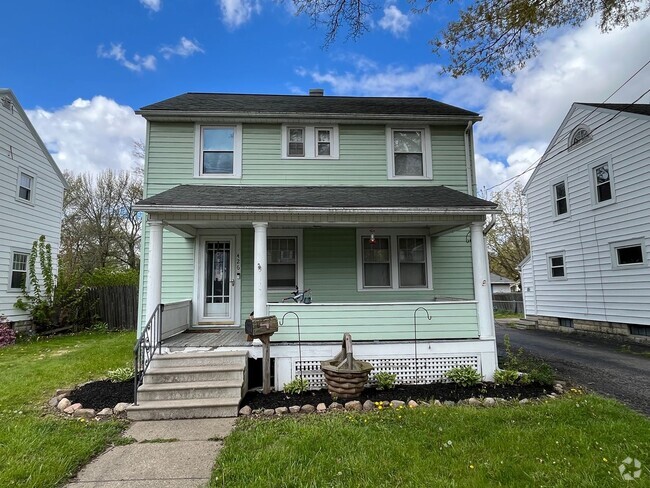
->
[201,238,237,324]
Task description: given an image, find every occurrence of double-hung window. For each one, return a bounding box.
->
[17,171,34,203]
[267,237,298,288]
[548,254,566,279]
[593,162,612,203]
[10,252,28,290]
[359,230,431,290]
[387,127,432,179]
[195,125,242,178]
[316,128,332,156]
[288,128,305,157]
[553,180,568,216]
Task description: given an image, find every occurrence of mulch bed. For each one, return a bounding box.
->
[242,382,550,410]
[67,379,134,410]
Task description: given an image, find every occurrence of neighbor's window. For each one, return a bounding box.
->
[17,172,34,202]
[10,252,28,290]
[616,245,643,265]
[392,130,424,176]
[548,254,565,279]
[553,181,568,216]
[398,237,427,287]
[267,237,297,288]
[316,128,332,156]
[593,162,612,203]
[287,128,305,157]
[201,127,235,174]
[362,237,391,287]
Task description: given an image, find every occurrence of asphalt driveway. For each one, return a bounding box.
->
[495,322,650,416]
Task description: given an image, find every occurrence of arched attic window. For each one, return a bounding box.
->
[568,124,591,149]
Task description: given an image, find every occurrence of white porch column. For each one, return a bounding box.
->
[470,221,495,340]
[146,220,164,321]
[253,222,268,317]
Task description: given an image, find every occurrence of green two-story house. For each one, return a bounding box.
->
[130,90,499,419]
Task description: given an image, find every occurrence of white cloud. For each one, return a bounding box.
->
[139,0,161,12]
[219,0,261,28]
[160,37,204,59]
[378,5,411,37]
[26,97,145,175]
[297,16,650,192]
[97,43,157,72]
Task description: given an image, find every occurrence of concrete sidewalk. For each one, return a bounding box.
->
[66,418,235,488]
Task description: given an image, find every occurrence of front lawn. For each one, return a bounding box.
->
[214,394,650,487]
[0,331,135,487]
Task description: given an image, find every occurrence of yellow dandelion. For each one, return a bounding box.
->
[470,465,475,469]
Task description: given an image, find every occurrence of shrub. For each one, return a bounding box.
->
[0,315,16,348]
[107,366,135,382]
[85,268,139,287]
[445,366,482,387]
[374,371,397,390]
[494,369,519,385]
[283,376,310,394]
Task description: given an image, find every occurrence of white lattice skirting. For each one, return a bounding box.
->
[266,339,498,389]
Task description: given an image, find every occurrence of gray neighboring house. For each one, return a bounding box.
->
[521,102,650,343]
[0,89,67,325]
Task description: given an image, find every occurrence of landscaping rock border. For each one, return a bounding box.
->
[48,385,132,421]
[238,382,569,417]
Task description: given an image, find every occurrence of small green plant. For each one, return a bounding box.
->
[374,371,397,390]
[283,376,310,394]
[90,322,109,332]
[445,366,482,387]
[494,369,519,385]
[502,335,555,385]
[107,366,135,382]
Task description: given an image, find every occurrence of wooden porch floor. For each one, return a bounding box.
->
[162,329,251,348]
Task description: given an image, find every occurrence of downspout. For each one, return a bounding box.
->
[464,121,477,196]
[483,213,496,235]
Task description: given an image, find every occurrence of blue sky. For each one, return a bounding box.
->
[3,0,649,191]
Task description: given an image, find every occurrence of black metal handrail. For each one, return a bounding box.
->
[133,303,164,406]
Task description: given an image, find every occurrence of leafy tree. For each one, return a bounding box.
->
[484,183,529,281]
[60,169,143,277]
[292,0,649,78]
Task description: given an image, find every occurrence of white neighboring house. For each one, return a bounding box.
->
[522,102,650,343]
[490,273,516,293]
[0,89,67,325]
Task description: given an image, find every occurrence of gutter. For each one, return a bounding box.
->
[134,204,500,215]
[483,213,497,235]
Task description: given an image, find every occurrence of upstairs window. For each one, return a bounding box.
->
[195,125,242,178]
[10,252,28,290]
[282,125,339,159]
[593,161,612,203]
[316,128,332,156]
[288,128,305,157]
[17,172,34,202]
[553,180,568,216]
[387,127,432,179]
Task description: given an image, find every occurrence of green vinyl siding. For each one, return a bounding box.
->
[239,227,474,320]
[145,122,469,196]
[268,302,479,341]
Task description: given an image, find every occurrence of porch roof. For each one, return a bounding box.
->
[136,185,498,215]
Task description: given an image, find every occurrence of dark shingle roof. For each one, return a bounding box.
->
[137,185,496,211]
[138,92,479,118]
[579,103,650,116]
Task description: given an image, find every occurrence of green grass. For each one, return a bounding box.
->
[0,331,135,487]
[493,311,524,319]
[213,395,650,487]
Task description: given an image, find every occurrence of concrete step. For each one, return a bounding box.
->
[127,398,239,420]
[151,351,247,369]
[143,365,245,384]
[137,380,244,401]
[515,319,538,330]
